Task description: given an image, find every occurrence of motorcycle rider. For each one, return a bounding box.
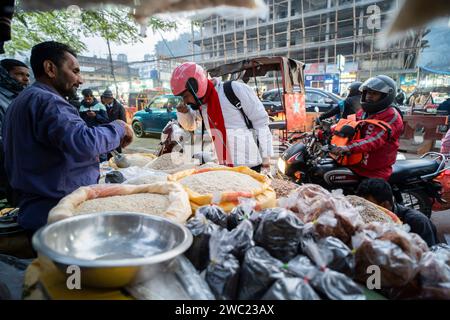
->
[317,81,362,122]
[330,75,404,180]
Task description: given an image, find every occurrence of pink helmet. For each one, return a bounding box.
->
[170,62,208,97]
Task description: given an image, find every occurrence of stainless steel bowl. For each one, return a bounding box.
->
[32,212,193,289]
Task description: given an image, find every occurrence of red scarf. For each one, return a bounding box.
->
[202,80,233,166]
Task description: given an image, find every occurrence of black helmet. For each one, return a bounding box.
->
[359,75,396,113]
[347,81,363,97]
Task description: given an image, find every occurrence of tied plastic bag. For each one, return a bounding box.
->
[238,246,288,300]
[254,208,304,262]
[352,223,428,288]
[227,198,257,230]
[184,214,221,271]
[206,220,255,260]
[416,247,450,299]
[105,171,125,184]
[127,255,215,300]
[205,228,242,300]
[279,185,363,245]
[288,246,364,300]
[301,236,355,276]
[262,278,321,300]
[196,205,229,229]
[310,269,365,300]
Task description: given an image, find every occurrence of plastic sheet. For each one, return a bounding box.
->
[0,254,33,300]
[126,255,215,300]
[254,208,304,262]
[417,249,450,299]
[238,246,287,300]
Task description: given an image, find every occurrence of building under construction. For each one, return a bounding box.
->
[192,0,426,94]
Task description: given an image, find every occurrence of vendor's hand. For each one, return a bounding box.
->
[116,120,133,148]
[87,111,96,117]
[176,102,189,114]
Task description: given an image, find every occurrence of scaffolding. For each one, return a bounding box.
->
[192,0,425,90]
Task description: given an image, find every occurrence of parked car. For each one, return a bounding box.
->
[261,87,343,114]
[132,94,182,137]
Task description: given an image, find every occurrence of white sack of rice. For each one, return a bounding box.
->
[75,193,170,216]
[179,170,262,194]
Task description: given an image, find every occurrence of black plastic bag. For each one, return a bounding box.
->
[287,255,319,280]
[238,246,287,300]
[302,236,355,276]
[105,171,125,183]
[206,221,254,261]
[184,215,221,271]
[205,228,241,300]
[262,278,321,300]
[286,252,364,300]
[228,220,255,260]
[196,205,228,229]
[227,203,256,230]
[254,208,304,262]
[310,269,365,300]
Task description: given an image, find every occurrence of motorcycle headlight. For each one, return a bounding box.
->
[277,158,286,175]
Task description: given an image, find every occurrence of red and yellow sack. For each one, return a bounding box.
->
[168,166,277,212]
[330,118,392,166]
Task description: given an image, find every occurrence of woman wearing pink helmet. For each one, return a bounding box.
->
[170,62,273,172]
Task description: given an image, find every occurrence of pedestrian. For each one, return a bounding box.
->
[0,59,30,205]
[170,62,273,172]
[79,88,109,127]
[101,88,126,155]
[2,41,133,232]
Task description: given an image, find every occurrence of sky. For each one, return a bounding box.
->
[80,19,192,62]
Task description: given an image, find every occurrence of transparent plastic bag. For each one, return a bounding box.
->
[352,224,423,288]
[417,250,450,299]
[279,184,363,245]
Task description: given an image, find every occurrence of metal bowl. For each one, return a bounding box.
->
[32,212,193,289]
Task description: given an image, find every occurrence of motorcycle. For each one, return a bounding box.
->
[276,118,447,217]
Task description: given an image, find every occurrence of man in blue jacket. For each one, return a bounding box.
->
[2,41,133,232]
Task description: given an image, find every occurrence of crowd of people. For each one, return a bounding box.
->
[0,41,441,248]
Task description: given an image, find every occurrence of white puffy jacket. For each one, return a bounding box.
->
[177,80,274,167]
